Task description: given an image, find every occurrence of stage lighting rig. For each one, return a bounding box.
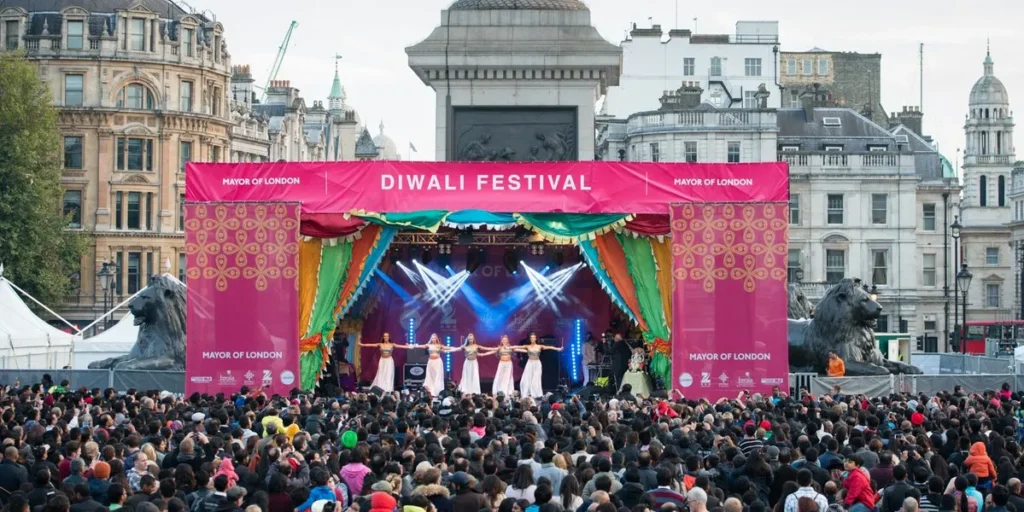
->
[503,247,520,274]
[466,247,485,273]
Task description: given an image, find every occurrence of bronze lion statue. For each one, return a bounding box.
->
[788,278,920,376]
[89,275,186,371]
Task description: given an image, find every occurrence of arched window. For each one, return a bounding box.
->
[997,131,1003,154]
[998,175,1006,206]
[117,83,155,109]
[980,175,988,207]
[985,108,990,119]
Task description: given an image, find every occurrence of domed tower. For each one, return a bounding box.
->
[960,44,1015,321]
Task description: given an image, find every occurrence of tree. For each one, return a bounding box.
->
[0,52,85,307]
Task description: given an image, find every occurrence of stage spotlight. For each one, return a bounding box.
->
[466,247,485,273]
[503,247,520,275]
[543,265,551,272]
[421,248,434,265]
[389,247,401,266]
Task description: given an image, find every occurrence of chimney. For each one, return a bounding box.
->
[659,81,704,110]
[896,106,924,136]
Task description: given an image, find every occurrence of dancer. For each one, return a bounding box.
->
[515,332,563,399]
[449,333,484,395]
[487,335,517,397]
[357,332,413,393]
[422,333,456,398]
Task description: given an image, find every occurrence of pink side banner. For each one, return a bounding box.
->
[670,203,789,400]
[185,203,300,396]
[185,161,789,215]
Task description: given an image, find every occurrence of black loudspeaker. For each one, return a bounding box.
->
[403,364,427,390]
[577,384,612,400]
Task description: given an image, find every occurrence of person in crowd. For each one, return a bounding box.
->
[785,469,828,512]
[879,465,916,512]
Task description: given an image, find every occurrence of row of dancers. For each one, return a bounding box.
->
[358,332,562,398]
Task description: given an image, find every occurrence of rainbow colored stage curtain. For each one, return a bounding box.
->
[296,224,397,390]
[579,231,674,385]
[516,213,630,242]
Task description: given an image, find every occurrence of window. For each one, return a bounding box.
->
[922,254,936,287]
[727,142,740,163]
[743,90,758,109]
[786,58,796,75]
[115,192,123,230]
[998,175,1006,207]
[66,20,84,50]
[116,137,154,171]
[789,89,799,108]
[781,145,800,152]
[179,253,186,283]
[787,249,801,282]
[801,58,812,75]
[872,194,887,224]
[146,253,153,284]
[126,192,141,229]
[818,57,829,75]
[5,20,18,50]
[869,146,887,152]
[129,18,145,51]
[789,194,800,225]
[986,247,1000,265]
[876,315,889,333]
[183,28,193,57]
[826,249,845,284]
[827,194,843,224]
[127,252,141,294]
[986,283,1001,308]
[180,141,192,172]
[710,57,722,76]
[63,190,82,229]
[744,58,762,76]
[212,87,221,116]
[145,193,152,230]
[179,194,186,231]
[980,175,988,206]
[922,203,936,231]
[824,145,843,152]
[684,141,697,163]
[63,136,83,169]
[64,74,83,106]
[212,146,221,163]
[180,81,193,112]
[117,84,155,109]
[683,58,694,76]
[924,319,937,331]
[871,249,889,286]
[649,143,660,163]
[115,252,124,294]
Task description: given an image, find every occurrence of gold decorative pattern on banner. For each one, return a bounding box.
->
[670,204,788,293]
[185,204,300,292]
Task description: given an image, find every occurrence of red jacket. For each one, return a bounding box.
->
[843,468,875,509]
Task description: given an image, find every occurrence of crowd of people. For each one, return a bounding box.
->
[0,374,1022,512]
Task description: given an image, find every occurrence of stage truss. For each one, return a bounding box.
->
[391,232,575,247]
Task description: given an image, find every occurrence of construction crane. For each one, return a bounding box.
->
[260,21,298,104]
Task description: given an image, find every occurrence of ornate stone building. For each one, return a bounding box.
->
[228,65,270,163]
[960,47,1016,323]
[0,0,233,324]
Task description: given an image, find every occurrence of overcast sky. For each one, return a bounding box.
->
[205,0,1023,165]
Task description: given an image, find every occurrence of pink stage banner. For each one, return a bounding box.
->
[670,203,789,400]
[185,203,300,397]
[185,161,789,215]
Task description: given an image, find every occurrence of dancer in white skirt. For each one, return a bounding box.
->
[422,333,457,397]
[489,335,517,397]
[515,332,563,399]
[449,333,485,395]
[358,332,414,392]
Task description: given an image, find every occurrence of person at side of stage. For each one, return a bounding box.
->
[357,332,415,393]
[422,333,458,397]
[488,335,517,397]
[581,332,597,386]
[446,333,487,395]
[514,332,563,399]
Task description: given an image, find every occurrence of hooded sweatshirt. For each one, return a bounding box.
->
[340,462,371,496]
[370,492,398,512]
[214,459,239,488]
[964,442,997,480]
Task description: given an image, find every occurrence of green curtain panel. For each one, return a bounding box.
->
[304,242,352,340]
[300,350,325,392]
[619,234,672,385]
[359,211,450,232]
[516,213,631,243]
[577,240,638,325]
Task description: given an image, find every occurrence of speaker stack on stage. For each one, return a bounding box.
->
[403,364,427,390]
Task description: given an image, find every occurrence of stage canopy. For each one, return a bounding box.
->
[0,267,77,369]
[186,161,789,392]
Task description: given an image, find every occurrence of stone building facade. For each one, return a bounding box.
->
[0,0,233,324]
[779,50,887,126]
[228,65,270,164]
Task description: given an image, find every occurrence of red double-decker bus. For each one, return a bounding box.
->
[962,320,1024,355]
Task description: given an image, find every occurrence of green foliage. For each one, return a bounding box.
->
[0,52,85,307]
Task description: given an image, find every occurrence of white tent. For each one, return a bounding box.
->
[0,266,78,368]
[73,312,138,368]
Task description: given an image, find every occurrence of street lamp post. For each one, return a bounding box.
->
[957,263,973,355]
[951,216,962,351]
[97,262,116,329]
